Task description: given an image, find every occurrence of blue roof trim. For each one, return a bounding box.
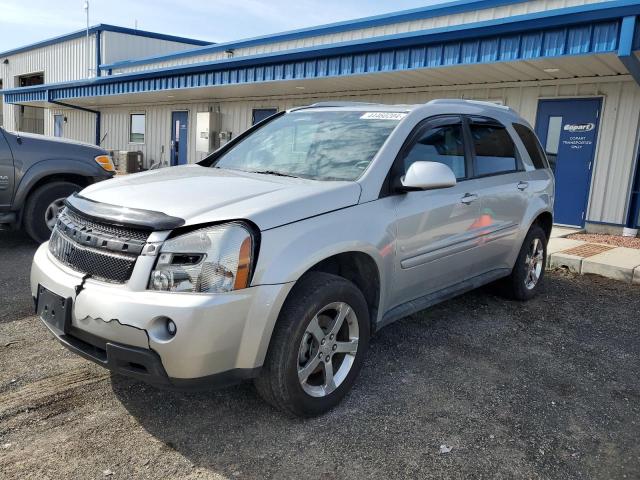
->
[2,15,628,105]
[0,23,211,58]
[618,16,640,86]
[98,0,536,70]
[100,0,639,71]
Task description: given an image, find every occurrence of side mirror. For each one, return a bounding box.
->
[400,161,457,191]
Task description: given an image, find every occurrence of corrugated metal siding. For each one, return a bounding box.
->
[101,32,208,66]
[0,35,96,132]
[1,36,96,87]
[43,108,96,144]
[113,0,608,73]
[96,77,640,224]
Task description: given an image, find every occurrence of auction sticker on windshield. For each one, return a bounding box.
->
[360,112,407,120]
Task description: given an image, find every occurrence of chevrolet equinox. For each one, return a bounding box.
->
[31,100,554,417]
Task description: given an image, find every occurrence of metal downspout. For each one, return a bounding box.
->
[96,30,102,77]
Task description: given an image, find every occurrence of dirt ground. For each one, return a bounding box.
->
[1,230,639,479]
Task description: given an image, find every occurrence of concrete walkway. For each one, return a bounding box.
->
[547,227,640,284]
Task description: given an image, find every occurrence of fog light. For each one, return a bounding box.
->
[151,270,172,291]
[166,319,177,336]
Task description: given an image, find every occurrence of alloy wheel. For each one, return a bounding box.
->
[297,302,359,398]
[524,237,544,290]
[44,198,66,231]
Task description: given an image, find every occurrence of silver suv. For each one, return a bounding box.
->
[31,100,554,416]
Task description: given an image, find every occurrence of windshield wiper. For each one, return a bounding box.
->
[249,170,301,178]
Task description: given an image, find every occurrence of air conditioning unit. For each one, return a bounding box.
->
[116,150,144,174]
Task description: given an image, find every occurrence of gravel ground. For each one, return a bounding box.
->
[1,230,639,479]
[566,233,640,250]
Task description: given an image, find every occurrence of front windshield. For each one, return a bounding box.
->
[213,110,404,181]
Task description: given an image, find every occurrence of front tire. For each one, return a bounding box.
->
[254,272,370,417]
[23,181,81,243]
[499,224,548,301]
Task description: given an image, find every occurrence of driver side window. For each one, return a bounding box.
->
[403,123,466,179]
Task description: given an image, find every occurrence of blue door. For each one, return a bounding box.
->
[54,115,64,137]
[252,108,277,125]
[535,98,601,227]
[170,111,189,166]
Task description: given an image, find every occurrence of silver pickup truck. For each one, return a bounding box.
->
[31,100,554,417]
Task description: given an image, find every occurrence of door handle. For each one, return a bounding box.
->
[460,193,478,205]
[517,181,529,191]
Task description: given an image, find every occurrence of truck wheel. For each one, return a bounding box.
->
[499,224,548,301]
[254,272,370,417]
[24,181,80,243]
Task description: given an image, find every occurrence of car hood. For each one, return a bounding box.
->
[80,165,362,231]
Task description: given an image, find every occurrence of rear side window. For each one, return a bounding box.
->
[403,124,466,179]
[469,124,518,176]
[513,123,548,169]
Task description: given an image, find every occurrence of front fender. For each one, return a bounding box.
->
[13,158,112,207]
[252,198,398,322]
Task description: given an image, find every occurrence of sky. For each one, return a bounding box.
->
[0,0,447,52]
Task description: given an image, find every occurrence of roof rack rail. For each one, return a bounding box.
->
[291,101,380,112]
[426,99,512,111]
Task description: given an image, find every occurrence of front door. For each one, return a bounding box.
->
[535,98,601,227]
[391,116,482,308]
[170,111,189,166]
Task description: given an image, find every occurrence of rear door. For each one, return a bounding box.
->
[391,116,485,307]
[465,117,529,274]
[0,130,15,208]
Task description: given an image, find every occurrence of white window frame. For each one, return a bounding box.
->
[129,112,146,145]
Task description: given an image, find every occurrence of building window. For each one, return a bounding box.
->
[252,108,278,125]
[129,113,146,143]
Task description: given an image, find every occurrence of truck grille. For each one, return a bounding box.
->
[48,208,151,283]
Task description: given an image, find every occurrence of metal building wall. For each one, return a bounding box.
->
[100,32,208,66]
[113,0,607,73]
[95,75,640,225]
[43,108,96,144]
[0,35,97,132]
[0,36,96,88]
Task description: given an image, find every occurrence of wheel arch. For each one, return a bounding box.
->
[304,251,381,334]
[531,210,553,240]
[14,159,107,216]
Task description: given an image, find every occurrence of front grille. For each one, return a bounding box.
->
[48,208,151,283]
[62,208,150,242]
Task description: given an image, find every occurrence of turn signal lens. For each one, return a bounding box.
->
[233,236,253,290]
[95,155,115,172]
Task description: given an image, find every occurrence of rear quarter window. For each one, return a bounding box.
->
[513,123,548,169]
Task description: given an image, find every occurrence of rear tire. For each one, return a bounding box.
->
[499,224,547,301]
[23,181,80,243]
[254,272,370,417]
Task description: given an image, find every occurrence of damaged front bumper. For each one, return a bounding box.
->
[31,242,293,390]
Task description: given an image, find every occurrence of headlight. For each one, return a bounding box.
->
[95,155,115,172]
[149,223,254,293]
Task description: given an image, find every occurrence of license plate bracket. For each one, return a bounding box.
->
[37,285,72,335]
